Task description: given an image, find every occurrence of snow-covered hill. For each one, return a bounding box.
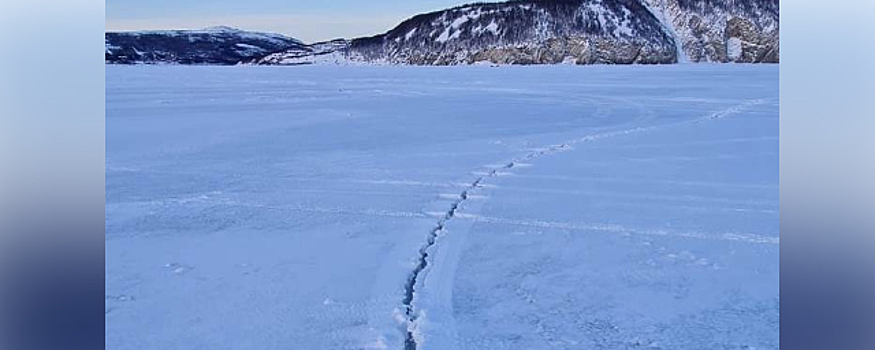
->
[106,0,779,66]
[346,0,677,65]
[254,39,354,65]
[258,0,778,66]
[105,26,305,65]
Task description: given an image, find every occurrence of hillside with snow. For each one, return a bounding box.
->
[105,26,305,65]
[258,0,778,66]
[345,0,677,65]
[106,0,779,66]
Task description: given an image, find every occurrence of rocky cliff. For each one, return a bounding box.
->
[643,0,778,63]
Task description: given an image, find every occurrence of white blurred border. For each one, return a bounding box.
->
[0,0,105,223]
[781,0,875,349]
[1,0,875,348]
[0,0,105,349]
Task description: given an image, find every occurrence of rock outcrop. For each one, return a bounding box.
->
[644,0,779,63]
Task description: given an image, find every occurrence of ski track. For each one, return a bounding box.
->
[400,98,768,350]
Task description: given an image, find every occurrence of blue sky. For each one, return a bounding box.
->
[106,0,470,42]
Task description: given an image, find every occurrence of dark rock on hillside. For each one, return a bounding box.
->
[105,26,305,65]
[644,0,778,63]
[348,0,678,65]
[108,0,780,66]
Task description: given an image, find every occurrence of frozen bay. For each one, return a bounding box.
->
[106,64,778,350]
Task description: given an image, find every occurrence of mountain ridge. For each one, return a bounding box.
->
[107,0,779,66]
[105,27,305,65]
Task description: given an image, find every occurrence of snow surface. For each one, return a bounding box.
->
[727,37,743,61]
[405,28,418,41]
[484,21,500,35]
[106,64,778,350]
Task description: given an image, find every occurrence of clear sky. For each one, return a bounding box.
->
[106,0,471,43]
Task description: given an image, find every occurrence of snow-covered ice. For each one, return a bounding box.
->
[106,64,778,350]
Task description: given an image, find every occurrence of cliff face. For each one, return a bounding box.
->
[644,0,779,63]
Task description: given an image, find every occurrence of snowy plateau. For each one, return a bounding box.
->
[106,64,778,350]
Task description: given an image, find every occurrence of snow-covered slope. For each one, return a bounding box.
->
[105,26,305,65]
[347,0,677,65]
[105,1,779,66]
[253,39,358,65]
[258,0,679,66]
[643,0,779,63]
[257,0,779,66]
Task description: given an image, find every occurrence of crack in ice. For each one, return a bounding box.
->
[402,163,514,350]
[400,99,767,349]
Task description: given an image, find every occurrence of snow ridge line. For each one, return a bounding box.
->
[402,162,515,350]
[400,98,766,349]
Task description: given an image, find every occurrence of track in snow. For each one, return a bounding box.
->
[402,162,515,350]
[399,98,768,350]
